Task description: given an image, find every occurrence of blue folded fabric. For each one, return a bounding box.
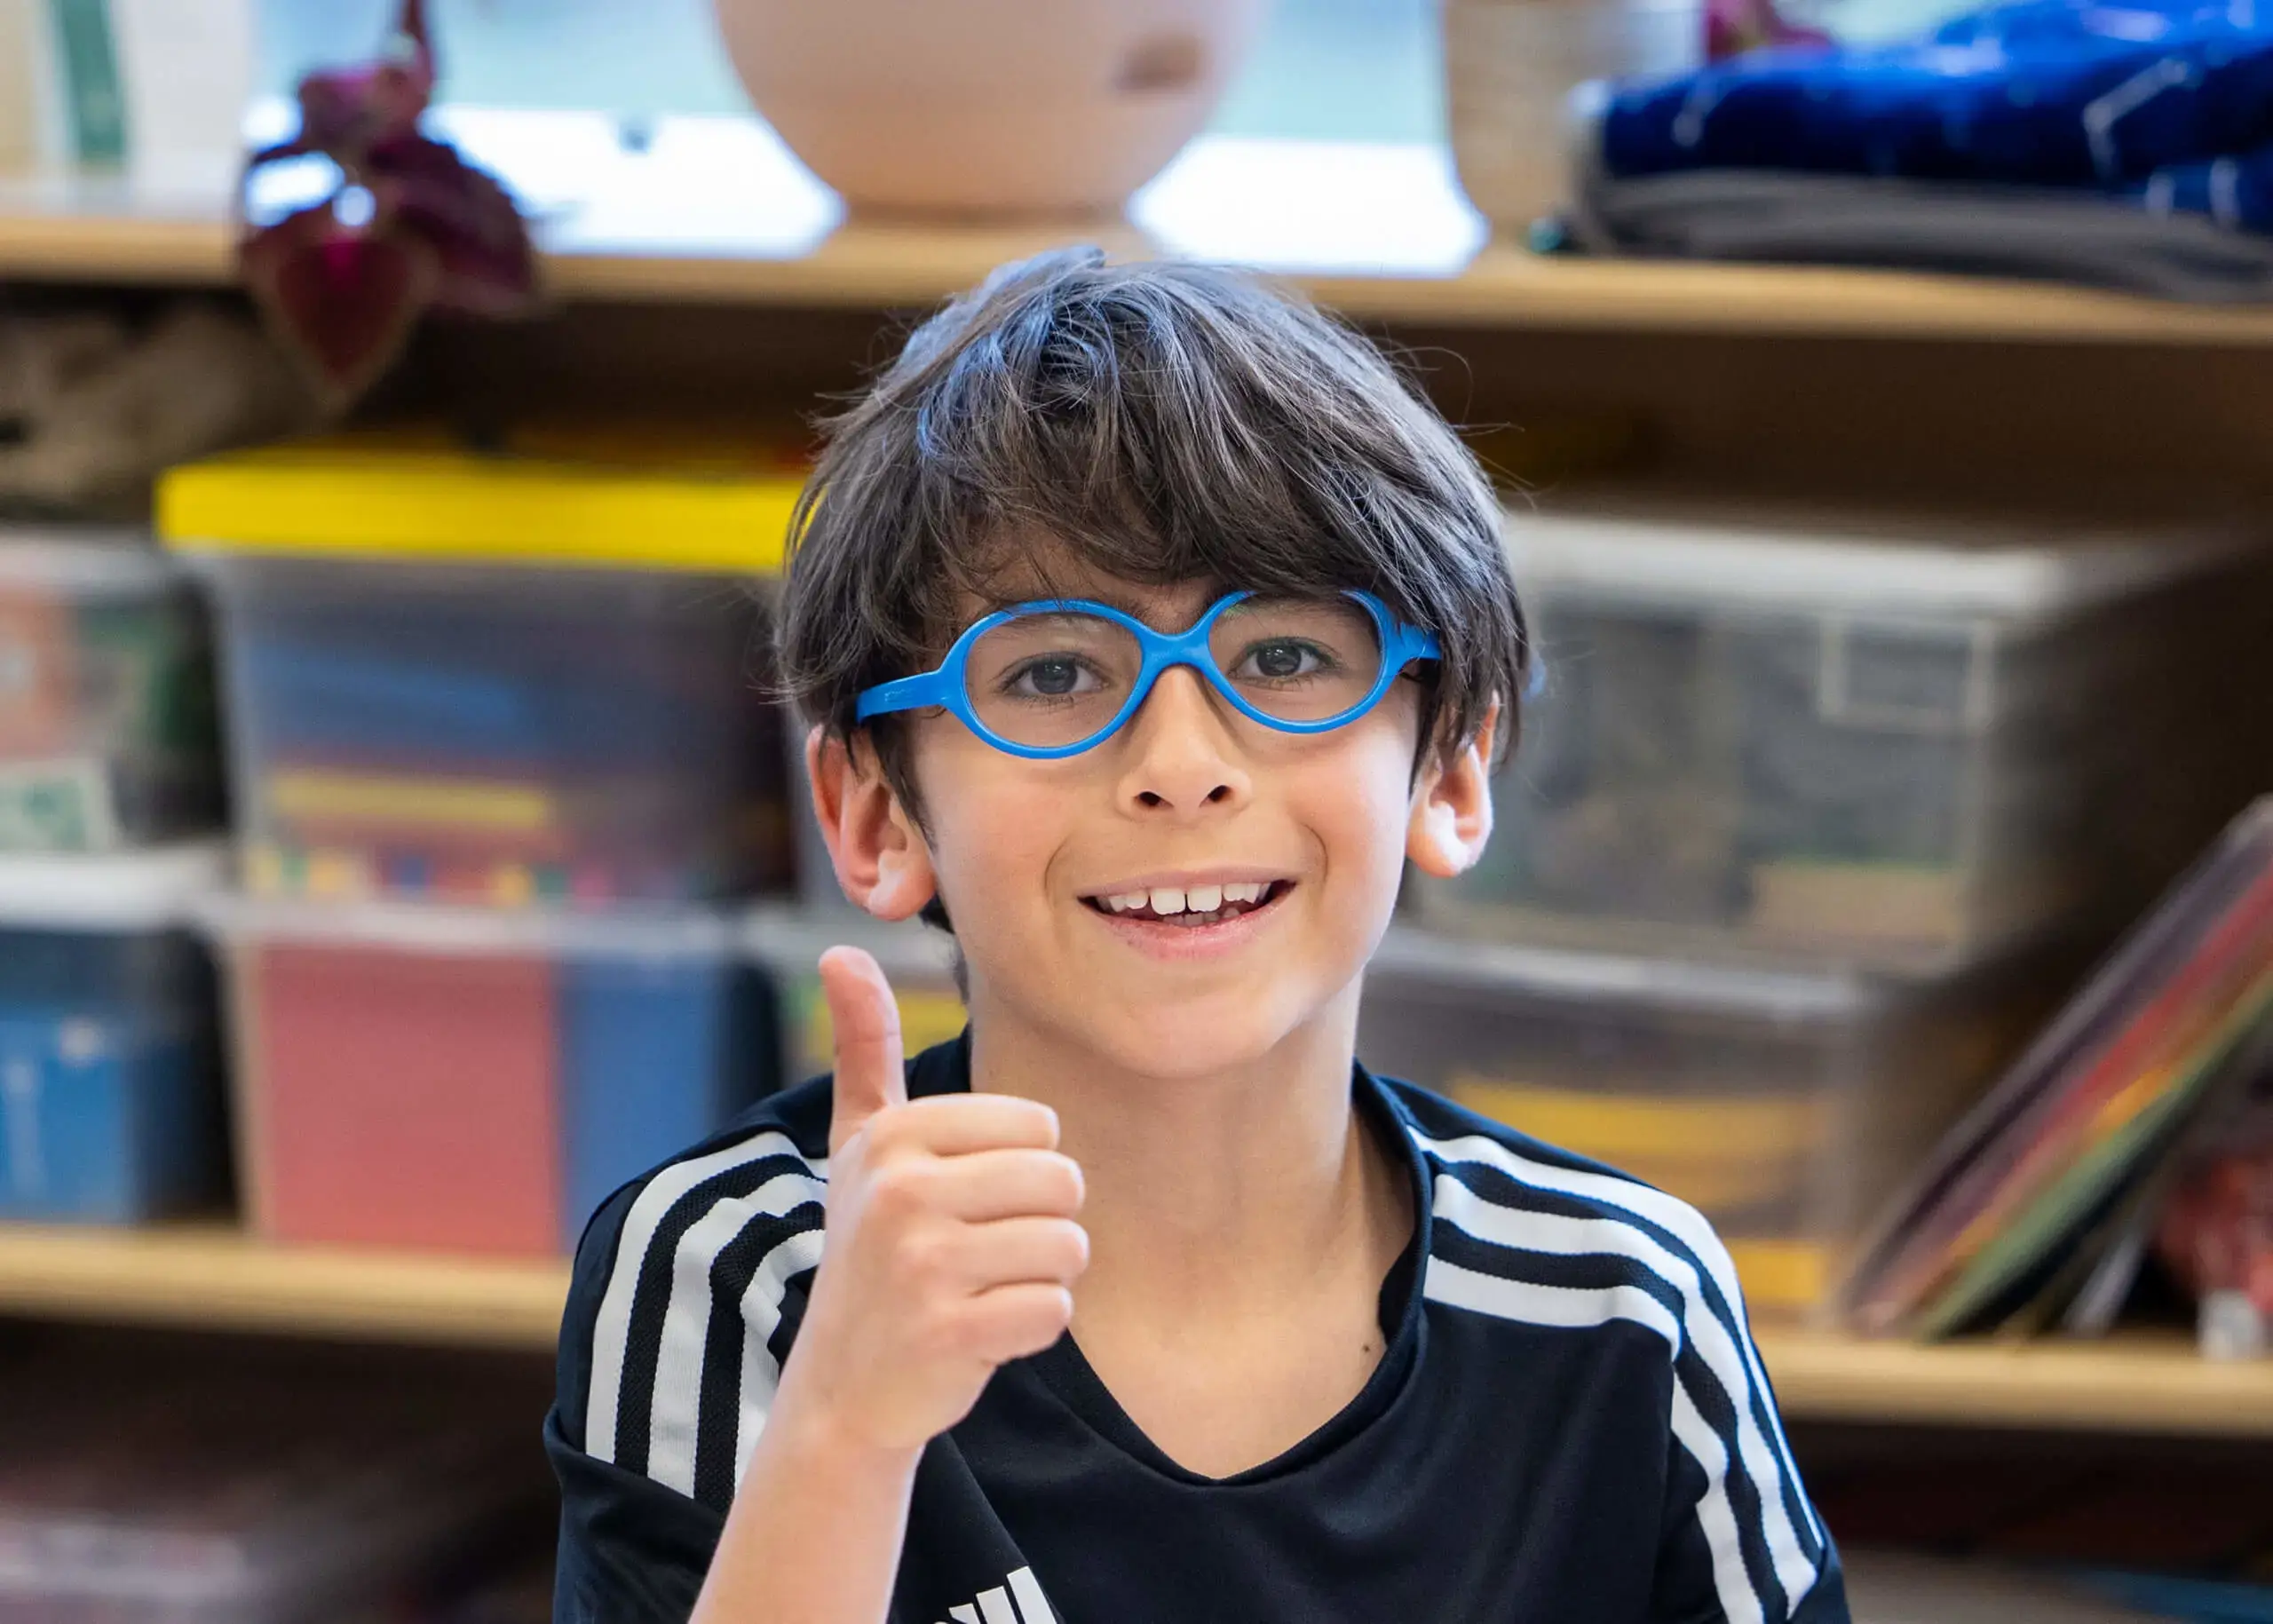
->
[1596,0,2273,232]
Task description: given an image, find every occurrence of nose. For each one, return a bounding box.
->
[1113,663,1253,817]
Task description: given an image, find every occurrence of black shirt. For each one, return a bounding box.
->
[547,1035,1849,1624]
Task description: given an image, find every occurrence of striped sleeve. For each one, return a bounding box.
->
[1407,1125,1848,1624]
[573,1124,831,1509]
[548,1118,833,1621]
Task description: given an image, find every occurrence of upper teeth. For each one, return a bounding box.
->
[1101,881,1269,914]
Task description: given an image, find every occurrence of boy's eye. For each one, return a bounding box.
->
[1233,639,1331,682]
[1007,655,1103,699]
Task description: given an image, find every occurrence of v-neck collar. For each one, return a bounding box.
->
[920,1034,1433,1488]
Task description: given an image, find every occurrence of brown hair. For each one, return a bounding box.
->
[778,247,1529,860]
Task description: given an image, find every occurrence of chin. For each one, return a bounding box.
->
[1057,978,1341,1081]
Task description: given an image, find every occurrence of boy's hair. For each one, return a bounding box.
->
[778,247,1530,852]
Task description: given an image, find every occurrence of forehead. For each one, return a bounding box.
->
[963,543,1223,632]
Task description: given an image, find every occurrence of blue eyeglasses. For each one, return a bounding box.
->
[853,590,1443,760]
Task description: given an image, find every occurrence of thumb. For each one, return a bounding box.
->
[820,946,907,1156]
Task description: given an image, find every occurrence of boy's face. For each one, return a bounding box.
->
[812,556,1496,1081]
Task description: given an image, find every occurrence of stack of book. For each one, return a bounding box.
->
[1841,798,2273,1343]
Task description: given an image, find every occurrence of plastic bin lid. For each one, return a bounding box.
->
[1369,924,1915,1023]
[156,429,807,574]
[0,526,184,597]
[1502,499,2254,622]
[741,902,962,983]
[196,891,738,960]
[0,844,226,931]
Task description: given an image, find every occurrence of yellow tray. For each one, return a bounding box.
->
[157,429,808,574]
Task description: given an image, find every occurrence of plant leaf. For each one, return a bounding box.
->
[241,205,439,408]
[1705,0,1833,59]
[370,134,541,313]
[294,0,434,161]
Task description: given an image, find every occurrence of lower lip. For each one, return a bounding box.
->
[1080,886,1293,962]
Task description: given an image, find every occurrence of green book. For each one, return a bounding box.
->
[46,0,124,167]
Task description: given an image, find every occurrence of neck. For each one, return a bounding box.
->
[965,981,1405,1317]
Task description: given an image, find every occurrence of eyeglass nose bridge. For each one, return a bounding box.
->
[1114,634,1253,746]
[1097,590,1401,749]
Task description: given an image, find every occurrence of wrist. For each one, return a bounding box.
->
[766,1372,927,1481]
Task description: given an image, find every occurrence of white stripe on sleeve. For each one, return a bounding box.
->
[645,1168,828,1496]
[732,1225,829,1489]
[1430,1172,1818,1609]
[582,1129,821,1467]
[1414,1129,1823,1550]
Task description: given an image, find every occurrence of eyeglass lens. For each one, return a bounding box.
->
[962,597,1387,749]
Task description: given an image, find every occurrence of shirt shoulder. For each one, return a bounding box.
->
[552,1035,971,1515]
[555,1073,836,1514]
[1372,1070,1751,1333]
[1367,1075,1846,1624]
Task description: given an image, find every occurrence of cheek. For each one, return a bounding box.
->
[909,725,1065,908]
[1292,720,1422,891]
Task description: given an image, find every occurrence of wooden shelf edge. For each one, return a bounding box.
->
[0,1224,567,1351]
[0,214,235,287]
[4,1228,2268,1436]
[11,211,2273,347]
[1756,1328,2273,1438]
[538,248,2273,346]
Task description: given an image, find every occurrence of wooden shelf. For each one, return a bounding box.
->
[1754,1329,2273,1439]
[0,1222,569,1351]
[2,1225,2267,1436]
[10,112,2273,345]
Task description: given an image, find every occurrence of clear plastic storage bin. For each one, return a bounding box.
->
[158,438,806,907]
[1358,928,2061,1316]
[742,907,967,1083]
[0,530,222,852]
[209,897,779,1255]
[1417,500,2273,965]
[0,844,227,1223]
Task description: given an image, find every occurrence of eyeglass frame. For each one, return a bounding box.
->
[851,590,1445,761]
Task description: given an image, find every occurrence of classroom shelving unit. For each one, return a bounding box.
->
[17,176,2273,345]
[15,113,2273,345]
[4,113,2271,1444]
[1,1222,2266,1438]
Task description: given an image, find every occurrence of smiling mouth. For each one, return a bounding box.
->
[1080,880,1294,927]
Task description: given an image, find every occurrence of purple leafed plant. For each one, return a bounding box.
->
[237,0,539,408]
[1704,0,1834,59]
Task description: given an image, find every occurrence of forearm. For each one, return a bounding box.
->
[691,1386,923,1624]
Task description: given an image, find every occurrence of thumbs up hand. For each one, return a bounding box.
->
[775,947,1089,1454]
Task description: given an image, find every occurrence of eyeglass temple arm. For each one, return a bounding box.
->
[853,669,954,722]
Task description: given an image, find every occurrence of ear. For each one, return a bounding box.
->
[805,725,938,921]
[1406,700,1497,878]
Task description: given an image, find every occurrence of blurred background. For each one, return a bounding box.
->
[4,0,2273,1620]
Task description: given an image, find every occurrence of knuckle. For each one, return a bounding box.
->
[910,1298,965,1360]
[867,1158,934,1218]
[891,1221,952,1284]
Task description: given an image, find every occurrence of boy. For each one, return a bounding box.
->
[547,250,1848,1624]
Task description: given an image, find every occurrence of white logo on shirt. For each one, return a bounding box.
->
[942,1565,1056,1624]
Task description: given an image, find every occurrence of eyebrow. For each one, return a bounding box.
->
[976,582,1220,625]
